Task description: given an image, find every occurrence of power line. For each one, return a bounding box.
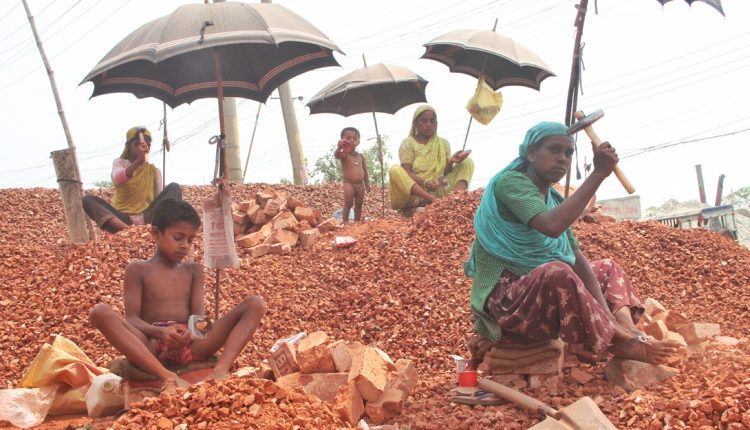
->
[0,0,57,44]
[622,127,750,159]
[0,2,20,24]
[51,0,130,60]
[0,0,90,70]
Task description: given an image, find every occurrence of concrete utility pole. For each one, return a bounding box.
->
[715,174,725,207]
[695,164,707,204]
[261,0,308,185]
[212,0,243,183]
[22,0,94,242]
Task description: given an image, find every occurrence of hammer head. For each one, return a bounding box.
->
[567,109,604,135]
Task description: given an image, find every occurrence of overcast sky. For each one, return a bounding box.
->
[0,0,748,211]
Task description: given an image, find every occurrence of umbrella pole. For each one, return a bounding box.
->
[214,269,220,320]
[215,50,228,180]
[461,116,473,152]
[371,111,385,217]
[162,102,168,185]
[213,49,227,317]
[362,54,386,217]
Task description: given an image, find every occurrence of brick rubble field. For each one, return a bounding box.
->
[0,184,748,429]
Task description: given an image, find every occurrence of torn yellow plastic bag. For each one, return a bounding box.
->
[465,77,503,125]
[20,335,107,415]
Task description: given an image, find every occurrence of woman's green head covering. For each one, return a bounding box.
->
[409,105,436,139]
[502,121,569,174]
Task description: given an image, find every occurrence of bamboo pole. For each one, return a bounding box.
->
[22,0,94,241]
[51,150,90,244]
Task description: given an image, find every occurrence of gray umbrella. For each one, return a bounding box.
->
[307,63,427,116]
[421,29,555,91]
[80,1,342,179]
[422,27,554,150]
[307,62,429,215]
[80,2,343,317]
[80,2,343,108]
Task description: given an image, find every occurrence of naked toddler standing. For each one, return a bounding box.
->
[335,127,370,222]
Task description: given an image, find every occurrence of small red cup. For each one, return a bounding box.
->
[458,370,478,388]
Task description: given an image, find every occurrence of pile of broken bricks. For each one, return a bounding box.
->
[636,297,724,354]
[232,190,342,258]
[268,331,417,427]
[603,297,730,393]
[478,296,730,395]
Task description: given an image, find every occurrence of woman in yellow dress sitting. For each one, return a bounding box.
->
[388,105,474,215]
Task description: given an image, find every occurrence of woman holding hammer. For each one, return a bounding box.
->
[465,121,681,364]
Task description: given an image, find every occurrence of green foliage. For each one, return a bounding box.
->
[279,178,293,185]
[92,179,114,188]
[725,186,750,206]
[311,138,392,185]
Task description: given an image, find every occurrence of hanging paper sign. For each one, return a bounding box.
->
[203,188,239,269]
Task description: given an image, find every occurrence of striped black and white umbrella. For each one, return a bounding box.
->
[80,1,343,108]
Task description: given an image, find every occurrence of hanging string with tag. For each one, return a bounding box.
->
[209,134,227,181]
[159,102,170,185]
[574,43,586,181]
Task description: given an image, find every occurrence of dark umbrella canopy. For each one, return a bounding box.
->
[306,63,428,116]
[80,2,343,107]
[421,29,554,91]
[657,0,724,16]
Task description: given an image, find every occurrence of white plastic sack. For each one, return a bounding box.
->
[0,385,58,429]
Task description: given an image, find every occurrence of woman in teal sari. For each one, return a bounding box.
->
[388,105,474,215]
[466,122,681,364]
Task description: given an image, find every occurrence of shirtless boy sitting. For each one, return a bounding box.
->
[334,127,370,223]
[90,199,265,389]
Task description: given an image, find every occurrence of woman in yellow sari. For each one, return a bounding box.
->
[388,105,474,215]
[82,126,182,233]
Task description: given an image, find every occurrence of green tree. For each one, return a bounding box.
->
[725,186,750,206]
[92,179,114,188]
[311,138,392,185]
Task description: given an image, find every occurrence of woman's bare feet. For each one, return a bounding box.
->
[611,338,682,364]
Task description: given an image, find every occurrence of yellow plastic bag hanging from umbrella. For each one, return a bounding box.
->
[466,76,503,125]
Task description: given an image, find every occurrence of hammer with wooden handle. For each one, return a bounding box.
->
[568,110,635,195]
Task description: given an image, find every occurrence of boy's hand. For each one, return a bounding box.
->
[338,139,352,154]
[365,184,371,193]
[160,325,192,350]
